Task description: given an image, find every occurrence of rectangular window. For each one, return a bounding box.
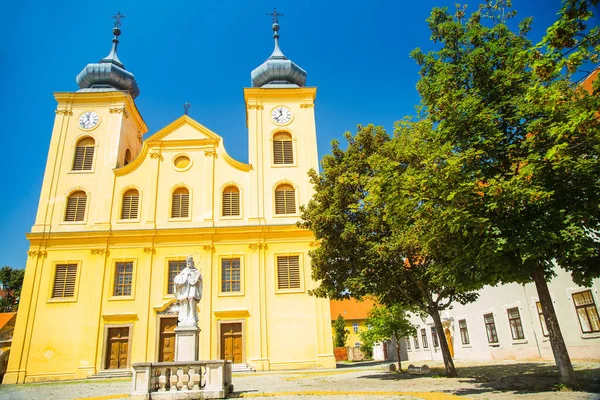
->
[507,307,525,340]
[221,258,241,293]
[352,322,359,333]
[421,328,429,348]
[277,255,300,290]
[406,337,411,350]
[52,264,77,298]
[484,313,499,343]
[459,319,470,345]
[536,302,549,337]
[413,336,419,349]
[572,290,600,333]
[113,262,133,296]
[431,327,439,347]
[167,260,186,295]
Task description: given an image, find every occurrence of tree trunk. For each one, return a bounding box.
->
[430,306,457,377]
[531,266,576,385]
[393,335,402,372]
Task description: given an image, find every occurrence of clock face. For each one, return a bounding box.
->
[79,111,100,130]
[271,106,292,125]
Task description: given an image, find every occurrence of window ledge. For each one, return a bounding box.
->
[272,164,298,168]
[580,332,600,339]
[47,297,77,304]
[218,292,245,298]
[488,343,500,347]
[68,170,95,174]
[461,344,472,348]
[273,213,299,218]
[59,221,87,225]
[168,217,192,222]
[108,295,135,301]
[275,289,305,295]
[116,219,141,224]
[220,216,243,220]
[512,339,528,345]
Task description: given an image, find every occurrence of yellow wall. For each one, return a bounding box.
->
[4,87,335,384]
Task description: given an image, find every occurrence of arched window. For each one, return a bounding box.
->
[171,188,190,218]
[73,137,95,171]
[274,184,296,215]
[65,191,87,222]
[222,186,240,217]
[273,132,293,165]
[121,189,139,219]
[124,149,132,166]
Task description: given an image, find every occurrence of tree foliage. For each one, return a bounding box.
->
[360,304,417,371]
[333,314,349,348]
[406,0,600,384]
[0,266,25,313]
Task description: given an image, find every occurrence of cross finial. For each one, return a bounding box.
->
[267,7,283,24]
[112,11,126,28]
[184,103,191,115]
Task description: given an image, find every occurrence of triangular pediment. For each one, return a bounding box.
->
[146,115,222,144]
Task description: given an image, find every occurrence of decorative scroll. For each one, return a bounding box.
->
[247,105,264,110]
[143,247,155,254]
[299,103,315,109]
[202,245,215,252]
[109,107,129,118]
[27,250,47,258]
[55,109,73,115]
[204,150,217,158]
[137,133,143,144]
[150,151,163,160]
[248,243,268,250]
[309,241,321,248]
[90,249,109,256]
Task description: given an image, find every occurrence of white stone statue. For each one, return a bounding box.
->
[174,256,203,327]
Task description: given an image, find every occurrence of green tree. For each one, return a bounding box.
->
[300,124,479,377]
[360,305,417,371]
[333,314,349,348]
[406,0,600,384]
[0,266,25,312]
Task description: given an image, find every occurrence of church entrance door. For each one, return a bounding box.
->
[158,317,177,362]
[220,323,242,363]
[105,327,130,369]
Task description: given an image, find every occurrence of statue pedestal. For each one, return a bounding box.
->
[175,325,200,362]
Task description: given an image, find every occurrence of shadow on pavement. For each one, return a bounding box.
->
[335,360,389,369]
[357,361,600,396]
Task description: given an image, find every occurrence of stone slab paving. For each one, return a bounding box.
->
[0,360,598,400]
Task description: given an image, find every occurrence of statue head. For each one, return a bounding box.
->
[186,255,194,268]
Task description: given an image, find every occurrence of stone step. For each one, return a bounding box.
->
[88,369,132,379]
[232,363,255,373]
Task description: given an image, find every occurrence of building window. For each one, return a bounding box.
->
[113,262,133,296]
[459,319,470,345]
[352,322,359,333]
[73,137,95,171]
[124,149,132,166]
[484,313,499,343]
[421,328,429,348]
[222,186,240,217]
[167,260,186,295]
[572,290,600,333]
[536,302,549,337]
[431,327,439,347]
[406,337,411,350]
[65,191,87,222]
[121,189,139,219]
[275,184,296,215]
[507,307,525,340]
[52,264,77,298]
[276,255,300,290]
[171,188,190,218]
[413,336,419,349]
[273,132,293,165]
[222,258,241,292]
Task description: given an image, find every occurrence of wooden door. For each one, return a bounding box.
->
[159,317,177,362]
[106,327,130,369]
[220,323,242,363]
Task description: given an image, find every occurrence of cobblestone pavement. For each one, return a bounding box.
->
[0,360,598,400]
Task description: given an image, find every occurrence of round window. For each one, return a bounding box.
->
[174,156,190,169]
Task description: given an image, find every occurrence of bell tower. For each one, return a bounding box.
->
[32,13,147,234]
[244,9,319,224]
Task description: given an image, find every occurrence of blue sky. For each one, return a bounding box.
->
[0,0,582,269]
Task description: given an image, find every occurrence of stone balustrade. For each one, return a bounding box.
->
[131,360,233,399]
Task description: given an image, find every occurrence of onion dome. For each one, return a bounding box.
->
[76,12,140,99]
[251,10,307,88]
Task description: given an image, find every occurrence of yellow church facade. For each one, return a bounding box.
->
[4,15,335,384]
